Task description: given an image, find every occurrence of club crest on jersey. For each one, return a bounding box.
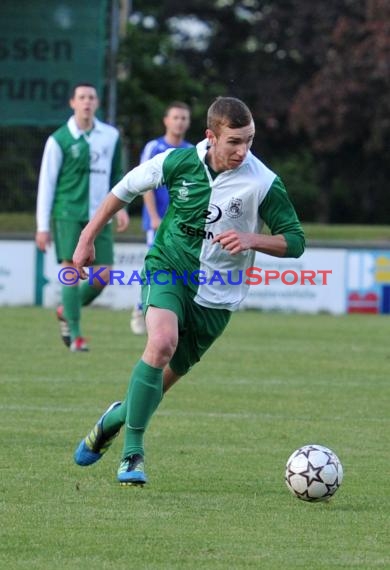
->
[178,186,189,201]
[71,144,81,159]
[225,197,243,218]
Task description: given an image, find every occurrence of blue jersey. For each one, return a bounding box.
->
[141,136,192,231]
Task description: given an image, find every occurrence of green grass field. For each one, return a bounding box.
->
[1,308,389,569]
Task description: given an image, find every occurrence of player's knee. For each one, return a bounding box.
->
[147,329,178,362]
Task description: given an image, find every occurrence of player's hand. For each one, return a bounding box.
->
[35,231,51,252]
[115,209,129,233]
[213,230,254,255]
[73,239,96,279]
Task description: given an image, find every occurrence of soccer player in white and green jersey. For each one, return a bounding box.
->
[35,83,129,352]
[73,96,305,484]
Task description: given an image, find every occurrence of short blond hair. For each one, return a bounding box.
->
[207,97,252,135]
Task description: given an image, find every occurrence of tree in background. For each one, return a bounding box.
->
[117,0,367,221]
[3,0,390,224]
[116,8,222,166]
[290,0,390,222]
[118,0,348,154]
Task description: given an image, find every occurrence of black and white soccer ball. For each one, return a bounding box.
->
[285,444,343,502]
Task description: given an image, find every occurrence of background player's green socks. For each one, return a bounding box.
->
[80,282,103,306]
[62,285,81,340]
[122,360,163,458]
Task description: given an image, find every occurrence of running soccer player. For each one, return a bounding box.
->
[73,96,305,484]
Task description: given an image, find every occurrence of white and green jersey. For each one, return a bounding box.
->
[112,139,304,311]
[36,117,122,231]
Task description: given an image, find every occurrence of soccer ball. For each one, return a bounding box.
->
[285,444,343,502]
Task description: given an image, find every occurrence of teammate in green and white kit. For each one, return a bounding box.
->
[35,83,129,352]
[73,97,305,484]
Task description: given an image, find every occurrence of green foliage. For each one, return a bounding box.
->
[2,1,390,224]
[0,127,50,212]
[2,307,390,568]
[269,150,319,221]
[117,18,224,164]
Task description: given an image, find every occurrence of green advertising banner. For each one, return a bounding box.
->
[0,0,108,125]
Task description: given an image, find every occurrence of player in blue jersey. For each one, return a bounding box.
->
[131,101,192,334]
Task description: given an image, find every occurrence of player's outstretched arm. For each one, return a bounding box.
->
[115,208,130,232]
[73,193,127,278]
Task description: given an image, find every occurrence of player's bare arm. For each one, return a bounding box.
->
[73,193,126,277]
[115,208,130,232]
[213,230,287,257]
[143,190,161,230]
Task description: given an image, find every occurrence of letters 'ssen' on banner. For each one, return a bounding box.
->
[0,0,107,125]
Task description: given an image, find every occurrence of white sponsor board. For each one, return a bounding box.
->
[0,240,355,315]
[0,241,35,305]
[42,242,148,309]
[241,248,347,314]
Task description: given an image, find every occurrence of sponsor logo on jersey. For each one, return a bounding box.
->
[90,151,100,163]
[225,197,243,218]
[202,204,222,224]
[179,222,214,240]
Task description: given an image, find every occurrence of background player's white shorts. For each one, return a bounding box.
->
[146,229,155,248]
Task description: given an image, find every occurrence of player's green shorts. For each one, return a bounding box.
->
[142,278,231,376]
[53,219,114,265]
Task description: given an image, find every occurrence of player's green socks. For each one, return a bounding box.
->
[80,281,104,307]
[122,360,163,458]
[62,285,81,340]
